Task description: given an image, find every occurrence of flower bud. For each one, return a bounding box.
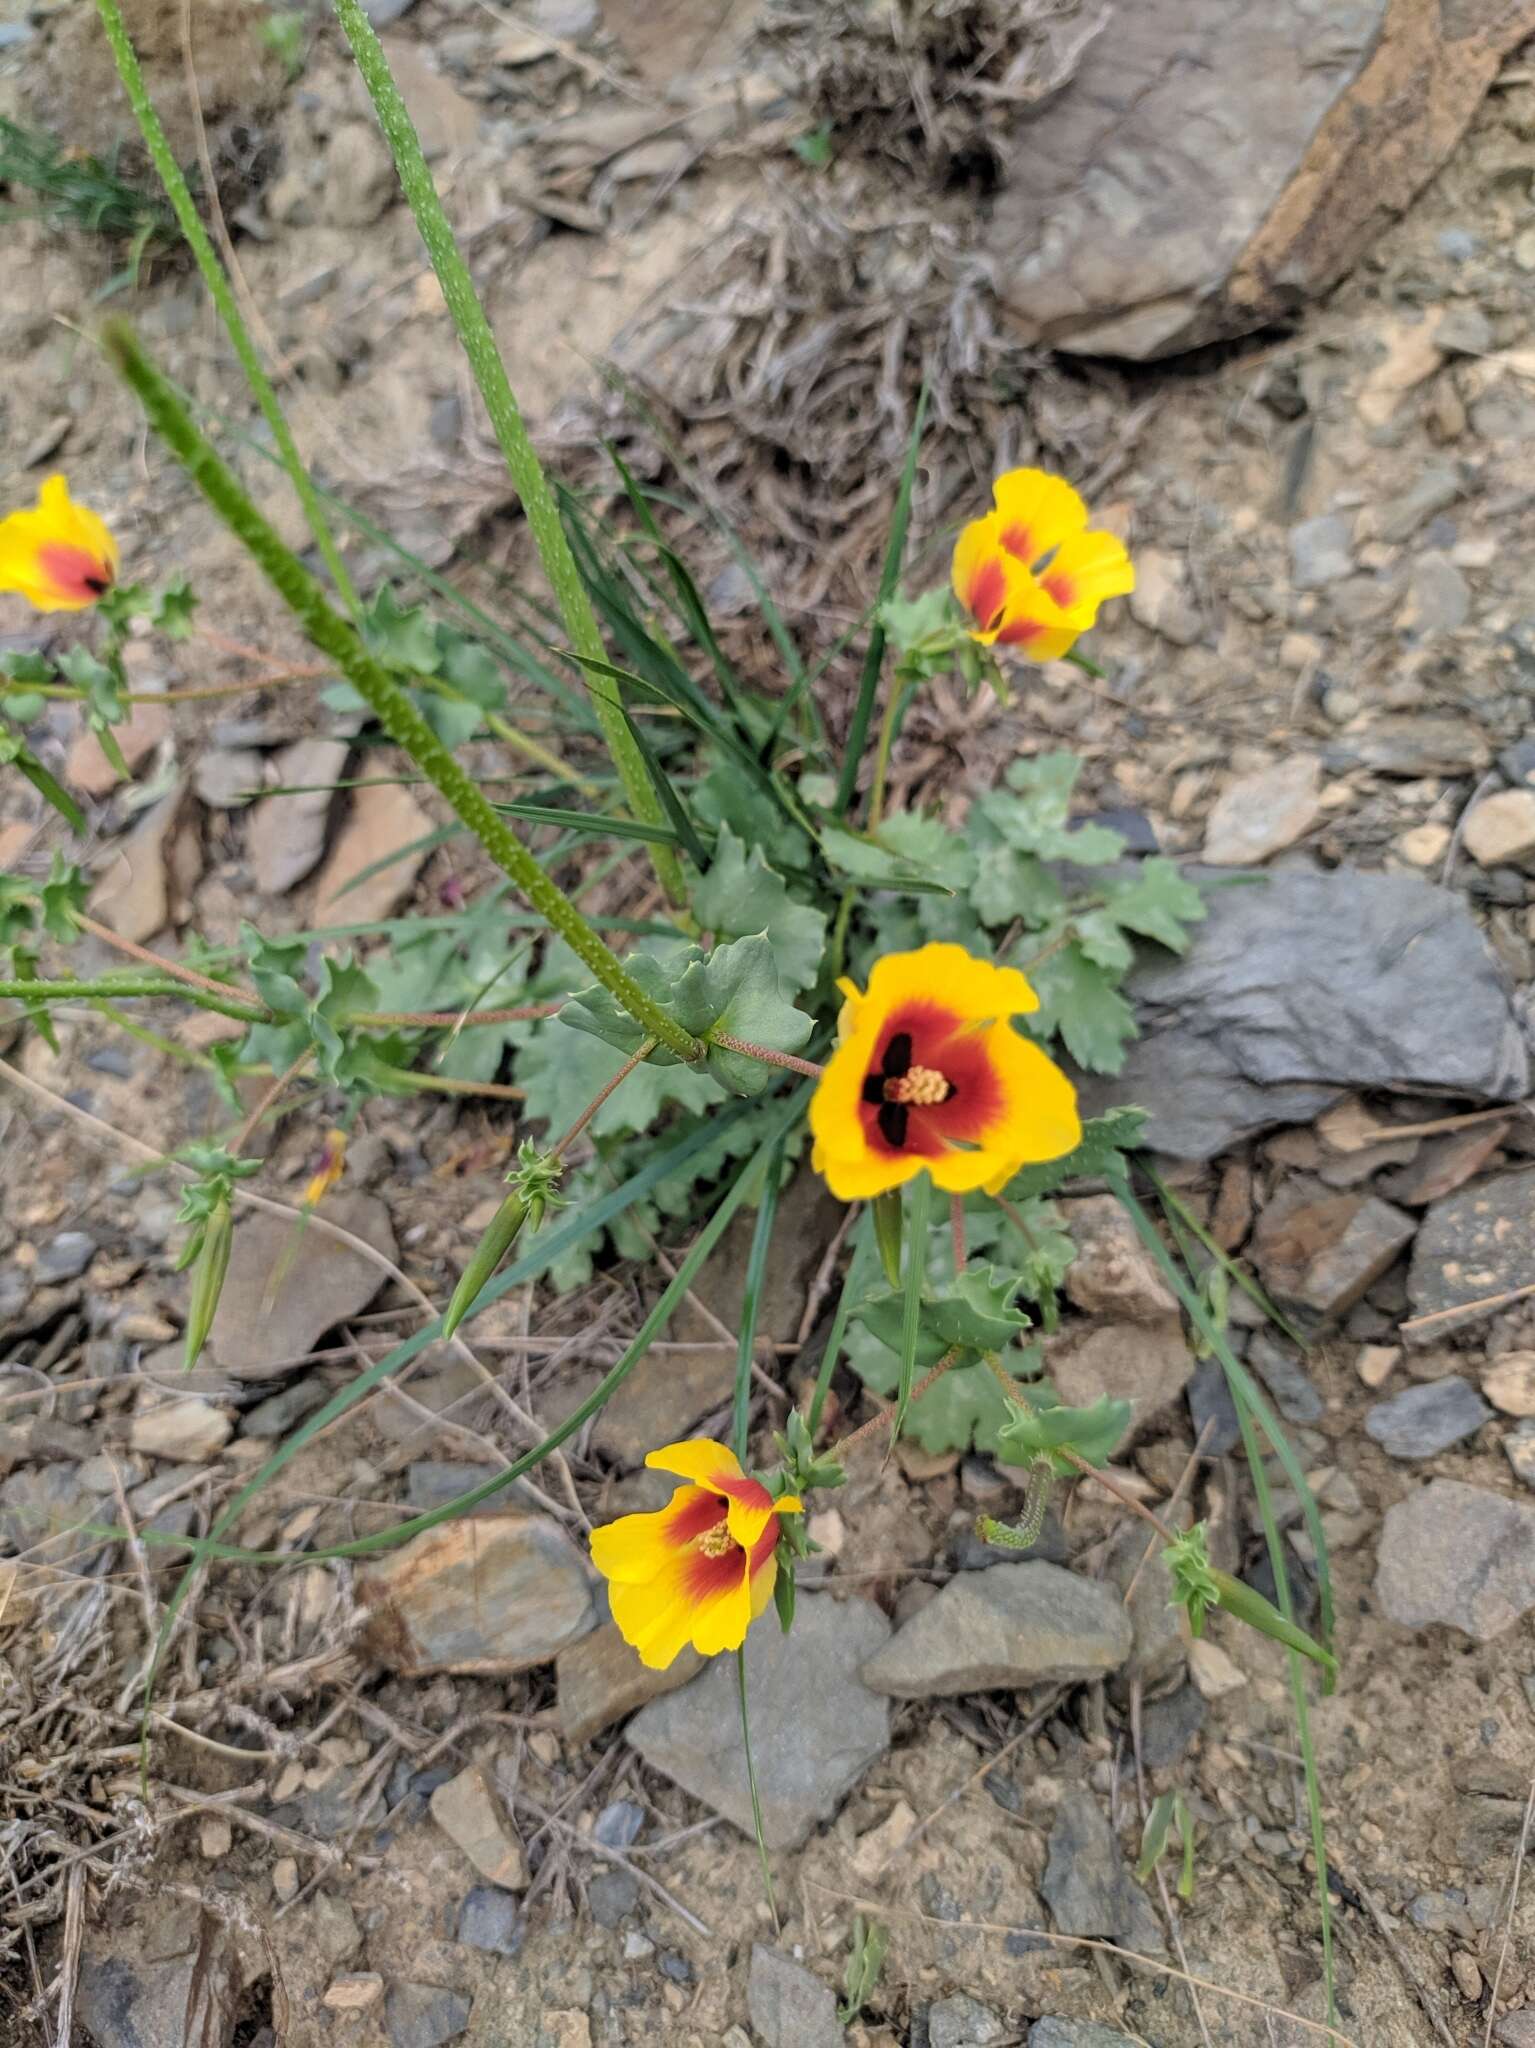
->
[184,1195,232,1372]
[442,1189,528,1338]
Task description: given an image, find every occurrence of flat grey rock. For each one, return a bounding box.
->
[208,1192,397,1380]
[628,1594,890,1850]
[1376,1479,1535,1640]
[930,1992,1008,2046]
[1030,2025,1135,2047]
[455,1887,524,1958]
[746,1945,843,2048]
[1042,1789,1163,1955]
[861,1561,1131,1698]
[36,1231,97,1284]
[384,1982,471,2048]
[1079,868,1528,1159]
[1365,1377,1491,1459]
[987,0,1532,360]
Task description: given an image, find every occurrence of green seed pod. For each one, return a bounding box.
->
[184,1195,232,1373]
[443,1189,528,1338]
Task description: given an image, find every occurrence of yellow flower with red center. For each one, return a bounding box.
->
[0,475,118,613]
[809,943,1081,1201]
[951,467,1133,662]
[589,1439,803,1670]
[302,1129,347,1208]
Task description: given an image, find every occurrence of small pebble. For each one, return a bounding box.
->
[272,1856,299,1902]
[1452,1952,1483,2001]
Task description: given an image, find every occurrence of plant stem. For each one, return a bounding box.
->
[389,1070,525,1102]
[949,1194,966,1272]
[553,1038,654,1156]
[233,1047,315,1153]
[709,1031,823,1078]
[74,911,256,1005]
[94,0,360,616]
[104,324,702,1066]
[0,976,265,1026]
[352,1003,561,1030]
[90,998,210,1069]
[828,1345,963,1462]
[737,1646,780,1934]
[866,676,914,831]
[331,0,683,905]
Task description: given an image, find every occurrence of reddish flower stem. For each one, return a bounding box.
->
[709,1031,823,1078]
[827,1345,963,1461]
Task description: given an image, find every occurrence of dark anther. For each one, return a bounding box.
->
[861,1076,885,1104]
[877,1100,909,1149]
[84,575,110,594]
[882,1032,912,1079]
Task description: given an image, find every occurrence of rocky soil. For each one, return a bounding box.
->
[6,3,1535,2046]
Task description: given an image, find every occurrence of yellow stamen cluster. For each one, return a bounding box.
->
[696,1521,735,1558]
[888,1063,949,1107]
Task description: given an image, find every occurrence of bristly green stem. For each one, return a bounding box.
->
[0,976,265,1027]
[331,0,684,908]
[93,0,360,618]
[104,325,703,1065]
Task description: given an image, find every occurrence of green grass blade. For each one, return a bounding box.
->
[807,1210,874,1438]
[733,1135,786,1461]
[1106,1166,1336,2021]
[833,382,928,818]
[738,1644,779,1929]
[615,704,711,869]
[1148,1165,1309,1351]
[892,1172,931,1445]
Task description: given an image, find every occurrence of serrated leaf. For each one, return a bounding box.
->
[57,645,127,731]
[693,826,827,992]
[519,1015,723,1141]
[1,651,51,686]
[364,584,442,676]
[1072,908,1136,973]
[1097,857,1206,953]
[879,586,953,653]
[152,577,200,640]
[563,935,812,1098]
[1000,1108,1149,1202]
[983,757,1126,864]
[874,813,976,893]
[311,955,381,1077]
[856,1263,1033,1362]
[969,840,1065,928]
[1027,942,1136,1073]
[241,924,308,1018]
[694,758,812,873]
[39,853,87,942]
[0,876,36,952]
[844,1321,1031,1455]
[994,1391,1131,1475]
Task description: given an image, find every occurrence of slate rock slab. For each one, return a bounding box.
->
[384,1982,471,2048]
[746,1946,844,2048]
[987,0,1535,360]
[208,1192,397,1380]
[628,1594,889,1850]
[1376,1479,1535,1640]
[77,1903,245,2048]
[1409,1171,1535,1327]
[861,1560,1131,1697]
[1042,1789,1163,1954]
[1365,1377,1491,1459]
[1080,869,1528,1159]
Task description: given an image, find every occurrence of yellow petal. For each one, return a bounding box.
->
[990,468,1088,567]
[862,943,1039,1024]
[589,1484,713,1585]
[644,1438,744,1488]
[1037,526,1135,617]
[951,513,1034,643]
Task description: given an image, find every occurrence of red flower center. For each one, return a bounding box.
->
[38,541,113,602]
[857,1001,1007,1160]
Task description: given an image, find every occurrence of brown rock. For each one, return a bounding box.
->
[556,1620,702,1745]
[129,1395,233,1461]
[0,822,32,867]
[248,736,348,896]
[1356,1344,1398,1390]
[1128,548,1201,645]
[1201,758,1321,867]
[1464,789,1535,869]
[89,781,189,943]
[359,1513,595,1675]
[1060,1194,1178,1320]
[1252,1183,1415,1317]
[590,1346,733,1466]
[1379,1120,1510,1206]
[322,1975,383,2012]
[207,1193,396,1381]
[311,780,434,927]
[989,0,1535,361]
[430,1763,527,1888]
[1483,1353,1535,1418]
[66,700,169,795]
[1045,1315,1193,1436]
[1211,1157,1253,1251]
